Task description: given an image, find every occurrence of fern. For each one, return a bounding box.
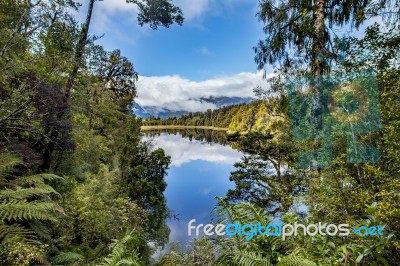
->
[277,250,317,266]
[233,250,272,266]
[51,252,85,265]
[0,200,58,222]
[97,232,144,266]
[0,153,22,179]
[19,173,63,185]
[28,220,51,240]
[157,251,186,266]
[0,184,59,199]
[0,153,64,265]
[0,224,36,241]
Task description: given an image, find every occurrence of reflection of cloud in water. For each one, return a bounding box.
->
[144,133,242,167]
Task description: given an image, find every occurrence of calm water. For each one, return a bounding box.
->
[142,130,243,244]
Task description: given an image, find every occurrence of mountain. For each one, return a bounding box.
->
[199,96,254,107]
[132,102,187,119]
[133,96,255,118]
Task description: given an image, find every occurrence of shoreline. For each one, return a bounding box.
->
[140,125,229,131]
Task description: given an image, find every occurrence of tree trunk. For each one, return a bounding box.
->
[65,0,95,99]
[312,0,326,76]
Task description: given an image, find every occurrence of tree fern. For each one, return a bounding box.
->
[157,251,186,266]
[0,184,59,199]
[0,224,36,241]
[51,252,85,265]
[0,200,58,221]
[233,250,272,266]
[97,232,144,266]
[277,250,317,266]
[0,153,22,180]
[0,153,64,265]
[19,173,63,185]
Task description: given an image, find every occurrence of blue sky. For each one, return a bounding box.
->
[80,0,265,81]
[75,0,269,111]
[75,0,382,112]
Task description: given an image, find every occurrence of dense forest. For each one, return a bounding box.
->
[1,0,400,266]
[0,0,183,265]
[142,99,287,134]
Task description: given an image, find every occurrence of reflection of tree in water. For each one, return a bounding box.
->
[142,128,230,146]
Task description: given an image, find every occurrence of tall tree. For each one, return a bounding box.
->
[65,0,184,98]
[254,0,378,75]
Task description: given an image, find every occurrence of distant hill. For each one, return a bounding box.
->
[133,96,255,118]
[132,103,187,119]
[199,96,254,107]
[143,98,287,135]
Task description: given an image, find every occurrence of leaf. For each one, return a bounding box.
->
[356,254,364,263]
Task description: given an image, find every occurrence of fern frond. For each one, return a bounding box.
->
[277,250,317,266]
[0,224,36,240]
[19,173,63,185]
[235,202,270,225]
[51,252,85,264]
[233,250,272,266]
[0,200,57,222]
[158,251,186,266]
[0,153,22,179]
[97,233,143,266]
[27,220,51,240]
[0,184,59,199]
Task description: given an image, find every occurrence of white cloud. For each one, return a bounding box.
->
[144,134,243,167]
[136,71,269,112]
[76,0,254,28]
[197,47,211,56]
[74,0,143,41]
[174,0,210,21]
[201,187,213,195]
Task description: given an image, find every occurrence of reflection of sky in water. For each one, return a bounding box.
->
[143,133,243,244]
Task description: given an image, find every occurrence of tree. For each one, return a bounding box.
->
[226,132,303,215]
[94,48,138,100]
[65,0,184,98]
[119,131,171,246]
[254,0,379,75]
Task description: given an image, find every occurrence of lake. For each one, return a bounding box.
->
[142,129,243,244]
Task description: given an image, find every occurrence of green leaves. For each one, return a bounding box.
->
[127,0,184,29]
[97,232,144,266]
[0,153,64,265]
[0,200,58,222]
[276,250,316,266]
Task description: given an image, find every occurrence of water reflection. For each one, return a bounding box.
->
[142,130,243,244]
[143,128,229,146]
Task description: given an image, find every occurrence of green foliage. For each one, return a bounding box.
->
[157,238,215,266]
[276,250,316,266]
[127,0,184,29]
[97,232,144,266]
[51,251,85,265]
[231,250,272,266]
[0,153,63,265]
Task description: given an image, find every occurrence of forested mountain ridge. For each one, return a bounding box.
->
[134,96,255,119]
[143,98,287,135]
